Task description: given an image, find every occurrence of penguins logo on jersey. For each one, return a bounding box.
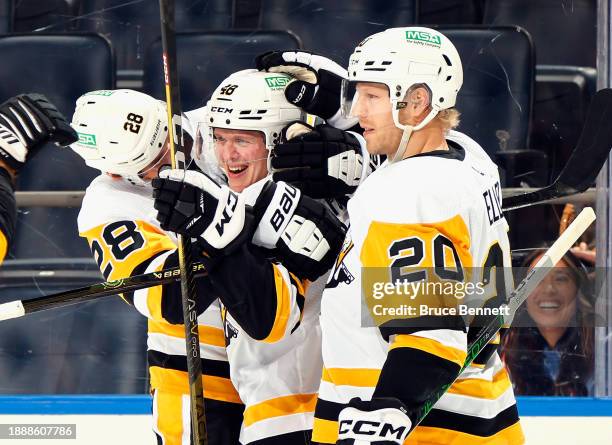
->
[220,306,239,345]
[326,234,355,289]
[224,320,239,346]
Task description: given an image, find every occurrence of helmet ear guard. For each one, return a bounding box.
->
[70,89,169,181]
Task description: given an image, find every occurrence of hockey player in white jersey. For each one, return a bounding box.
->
[258,29,525,444]
[71,89,244,445]
[151,69,346,444]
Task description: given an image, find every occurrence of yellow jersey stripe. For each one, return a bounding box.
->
[149,367,241,404]
[448,368,511,400]
[243,393,317,427]
[410,420,524,445]
[390,335,467,369]
[264,265,293,343]
[321,367,381,387]
[0,229,6,264]
[154,390,186,445]
[312,417,339,444]
[147,283,164,322]
[148,320,225,347]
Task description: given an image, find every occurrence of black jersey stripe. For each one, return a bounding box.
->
[314,398,344,422]
[420,404,520,437]
[148,350,230,379]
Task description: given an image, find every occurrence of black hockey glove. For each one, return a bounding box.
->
[255,50,357,129]
[0,93,77,173]
[152,169,254,257]
[270,122,370,200]
[337,397,412,445]
[251,180,346,281]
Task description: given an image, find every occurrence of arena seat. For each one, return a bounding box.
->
[77,0,233,70]
[0,34,114,259]
[256,0,417,64]
[13,0,76,32]
[483,0,596,67]
[532,65,597,182]
[418,0,484,25]
[0,0,11,33]
[142,30,301,111]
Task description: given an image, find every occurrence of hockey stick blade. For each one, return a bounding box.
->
[504,88,612,211]
[415,207,596,426]
[0,262,207,322]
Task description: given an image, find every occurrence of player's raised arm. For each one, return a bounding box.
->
[0,93,77,263]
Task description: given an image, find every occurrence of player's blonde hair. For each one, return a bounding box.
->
[436,108,461,132]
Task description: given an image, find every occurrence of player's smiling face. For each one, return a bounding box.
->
[214,128,268,192]
[526,255,578,331]
[352,82,402,156]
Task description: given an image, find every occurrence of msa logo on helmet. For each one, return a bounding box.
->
[339,419,408,440]
[77,132,97,147]
[210,106,233,114]
[405,30,441,47]
[265,76,291,90]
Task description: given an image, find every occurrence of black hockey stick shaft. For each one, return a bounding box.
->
[503,88,612,211]
[159,1,207,443]
[0,262,207,321]
[413,208,596,427]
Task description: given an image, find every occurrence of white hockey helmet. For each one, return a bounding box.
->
[342,27,463,153]
[204,69,305,150]
[71,89,169,178]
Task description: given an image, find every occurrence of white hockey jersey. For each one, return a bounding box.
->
[78,175,240,403]
[313,131,524,444]
[219,178,324,444]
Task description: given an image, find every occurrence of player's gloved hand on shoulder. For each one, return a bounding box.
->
[270,122,369,200]
[251,180,346,281]
[152,169,254,257]
[0,93,77,173]
[337,397,412,445]
[255,50,357,129]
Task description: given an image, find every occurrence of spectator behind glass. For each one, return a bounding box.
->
[502,249,594,396]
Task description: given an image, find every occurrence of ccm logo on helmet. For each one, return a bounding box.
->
[270,184,298,231]
[210,106,233,114]
[339,420,407,440]
[215,191,239,236]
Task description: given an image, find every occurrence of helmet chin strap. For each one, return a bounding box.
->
[388,107,439,164]
[390,125,414,164]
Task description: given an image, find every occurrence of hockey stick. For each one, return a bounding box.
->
[0,262,207,321]
[159,1,207,443]
[503,88,612,211]
[414,207,596,427]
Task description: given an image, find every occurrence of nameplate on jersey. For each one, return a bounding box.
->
[483,181,503,225]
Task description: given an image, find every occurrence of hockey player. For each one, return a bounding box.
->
[71,89,244,445]
[258,29,524,444]
[317,27,524,444]
[152,69,346,444]
[0,94,76,264]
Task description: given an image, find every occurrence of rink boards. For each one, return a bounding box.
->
[0,396,609,444]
